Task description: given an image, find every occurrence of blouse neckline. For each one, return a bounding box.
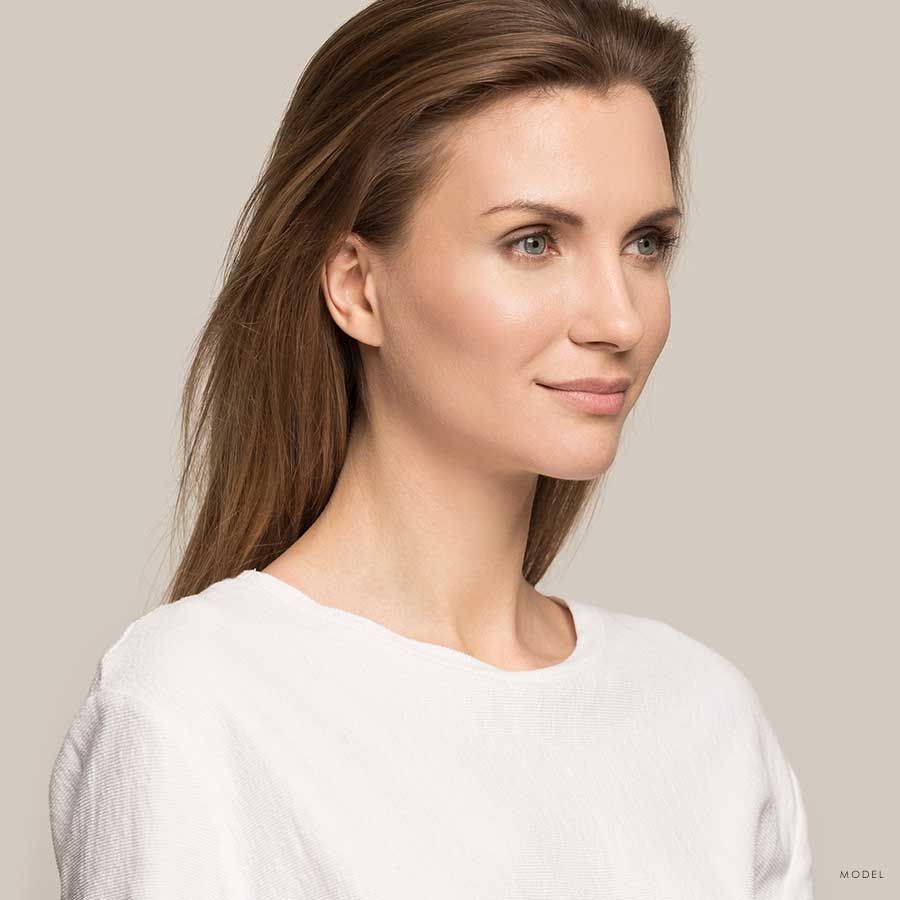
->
[237,568,604,684]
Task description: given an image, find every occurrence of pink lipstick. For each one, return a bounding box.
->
[536,375,632,416]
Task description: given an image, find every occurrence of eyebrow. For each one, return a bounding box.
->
[479,200,683,231]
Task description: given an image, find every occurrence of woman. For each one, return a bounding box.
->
[49,1,814,897]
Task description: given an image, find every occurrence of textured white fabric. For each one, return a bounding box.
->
[49,569,814,898]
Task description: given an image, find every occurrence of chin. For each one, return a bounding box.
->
[539,464,614,481]
[534,443,620,481]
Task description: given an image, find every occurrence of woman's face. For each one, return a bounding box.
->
[360,83,679,480]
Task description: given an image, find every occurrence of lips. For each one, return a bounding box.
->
[538,383,626,415]
[536,375,633,394]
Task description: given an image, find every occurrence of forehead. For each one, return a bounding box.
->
[426,84,674,227]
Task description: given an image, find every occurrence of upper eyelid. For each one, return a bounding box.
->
[505,225,675,251]
[505,223,676,241]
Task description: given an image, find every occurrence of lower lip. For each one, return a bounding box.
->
[538,384,626,415]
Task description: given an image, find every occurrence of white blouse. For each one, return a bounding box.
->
[49,568,814,898]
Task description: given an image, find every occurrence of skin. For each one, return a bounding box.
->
[263,83,679,671]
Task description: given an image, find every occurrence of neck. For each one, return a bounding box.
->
[270,412,574,668]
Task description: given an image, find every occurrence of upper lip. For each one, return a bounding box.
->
[538,375,633,394]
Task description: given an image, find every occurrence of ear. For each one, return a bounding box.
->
[320,233,384,347]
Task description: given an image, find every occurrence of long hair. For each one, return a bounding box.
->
[159,0,697,606]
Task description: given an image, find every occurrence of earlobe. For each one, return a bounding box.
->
[320,235,383,347]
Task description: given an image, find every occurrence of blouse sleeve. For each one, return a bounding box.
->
[48,687,246,900]
[750,692,815,899]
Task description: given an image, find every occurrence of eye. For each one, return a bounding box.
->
[502,228,560,264]
[626,227,681,268]
[503,225,681,267]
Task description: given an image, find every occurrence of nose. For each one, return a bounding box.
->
[568,254,647,351]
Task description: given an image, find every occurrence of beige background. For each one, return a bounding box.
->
[5,2,897,897]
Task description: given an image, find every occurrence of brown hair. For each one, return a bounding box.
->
[158,0,697,607]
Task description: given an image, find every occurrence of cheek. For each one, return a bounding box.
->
[394,253,552,380]
[640,283,671,360]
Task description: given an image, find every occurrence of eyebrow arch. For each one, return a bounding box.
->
[479,200,683,231]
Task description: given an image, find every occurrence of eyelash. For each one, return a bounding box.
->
[503,225,681,268]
